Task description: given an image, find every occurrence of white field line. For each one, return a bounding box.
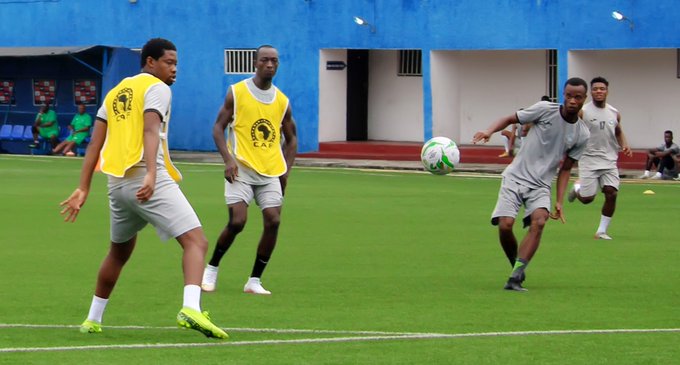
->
[1,324,679,353]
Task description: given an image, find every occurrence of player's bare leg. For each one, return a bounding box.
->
[595,186,617,240]
[80,236,137,333]
[244,206,281,295]
[497,217,518,267]
[202,203,247,292]
[505,209,548,291]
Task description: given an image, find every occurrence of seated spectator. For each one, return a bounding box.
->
[52,104,92,156]
[640,130,679,180]
[29,102,59,150]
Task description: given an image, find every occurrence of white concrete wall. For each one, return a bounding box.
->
[367,50,424,142]
[569,49,680,149]
[318,49,348,142]
[431,50,547,146]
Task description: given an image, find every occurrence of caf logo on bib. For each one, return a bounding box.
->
[250,119,277,148]
[112,88,133,122]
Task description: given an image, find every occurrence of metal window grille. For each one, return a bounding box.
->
[398,50,422,76]
[546,49,558,102]
[225,49,256,74]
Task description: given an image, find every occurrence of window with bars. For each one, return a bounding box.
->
[546,49,558,102]
[398,49,422,76]
[33,79,57,106]
[0,79,15,105]
[73,79,98,105]
[224,49,256,74]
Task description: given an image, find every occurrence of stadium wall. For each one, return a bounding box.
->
[1,0,680,151]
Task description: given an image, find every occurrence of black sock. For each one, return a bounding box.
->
[208,246,229,267]
[250,254,270,278]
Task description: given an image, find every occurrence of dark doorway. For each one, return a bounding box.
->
[346,49,369,141]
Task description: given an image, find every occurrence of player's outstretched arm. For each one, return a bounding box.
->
[60,119,107,222]
[472,114,518,144]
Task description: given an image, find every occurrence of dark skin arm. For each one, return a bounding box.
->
[212,90,238,183]
[279,106,297,195]
[59,119,107,222]
[614,112,632,157]
[550,155,577,224]
[472,114,519,144]
[136,111,161,203]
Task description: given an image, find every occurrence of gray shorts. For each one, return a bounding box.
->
[225,178,283,209]
[491,177,551,228]
[108,174,201,243]
[578,167,620,197]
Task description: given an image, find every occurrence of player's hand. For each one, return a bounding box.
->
[136,173,155,203]
[549,203,566,223]
[622,145,633,157]
[472,131,490,144]
[60,188,88,222]
[224,160,238,183]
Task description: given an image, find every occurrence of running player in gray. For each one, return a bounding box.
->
[472,78,590,291]
[567,77,632,240]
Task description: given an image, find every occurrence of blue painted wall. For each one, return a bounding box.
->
[1,0,679,152]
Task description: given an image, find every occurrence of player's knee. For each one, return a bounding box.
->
[227,218,246,234]
[497,219,514,233]
[579,195,595,204]
[603,188,618,200]
[264,216,281,231]
[531,214,548,229]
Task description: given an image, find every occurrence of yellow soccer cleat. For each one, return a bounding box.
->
[79,319,102,334]
[176,307,229,339]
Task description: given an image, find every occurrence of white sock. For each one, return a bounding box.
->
[87,295,109,323]
[597,215,611,234]
[644,170,650,176]
[183,284,201,312]
[654,172,662,178]
[501,135,509,152]
[573,182,581,192]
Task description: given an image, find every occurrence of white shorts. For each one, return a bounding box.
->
[578,167,620,197]
[491,177,551,228]
[108,173,201,243]
[225,178,283,209]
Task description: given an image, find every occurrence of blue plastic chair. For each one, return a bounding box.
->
[10,125,24,140]
[0,124,11,140]
[22,125,33,141]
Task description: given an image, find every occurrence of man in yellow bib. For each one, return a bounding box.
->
[202,45,297,295]
[60,38,227,339]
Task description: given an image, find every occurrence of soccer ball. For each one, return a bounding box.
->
[420,136,460,175]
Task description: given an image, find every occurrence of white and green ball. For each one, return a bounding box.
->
[420,136,460,175]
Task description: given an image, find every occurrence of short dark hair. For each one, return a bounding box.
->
[665,130,673,137]
[591,76,609,87]
[564,77,588,92]
[255,44,276,59]
[140,38,176,68]
[540,95,550,101]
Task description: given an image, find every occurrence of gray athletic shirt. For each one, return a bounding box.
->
[579,102,620,169]
[503,101,590,189]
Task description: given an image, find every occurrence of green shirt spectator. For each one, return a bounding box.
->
[52,104,92,156]
[67,109,92,144]
[30,103,60,150]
